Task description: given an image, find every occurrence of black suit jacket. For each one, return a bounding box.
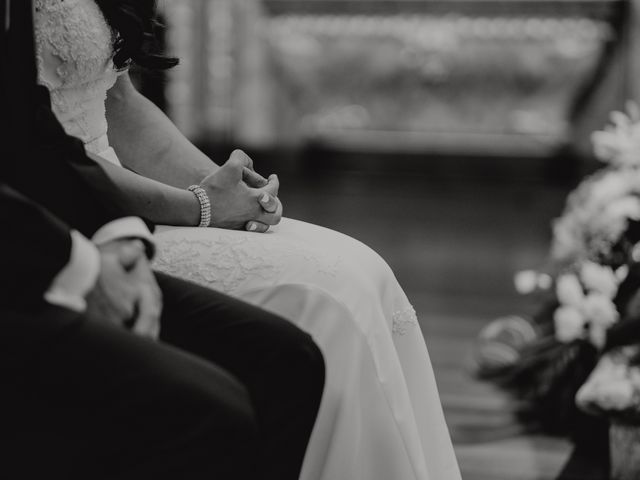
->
[0,0,152,307]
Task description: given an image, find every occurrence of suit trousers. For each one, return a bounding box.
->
[0,273,325,480]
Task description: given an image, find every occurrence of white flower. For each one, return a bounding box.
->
[554,306,586,343]
[580,262,619,298]
[576,353,638,412]
[591,379,635,411]
[582,293,619,328]
[514,270,539,294]
[603,196,640,223]
[592,130,640,168]
[549,169,640,262]
[586,171,632,208]
[556,274,584,307]
[592,102,640,168]
[616,265,630,282]
[549,167,640,263]
[537,273,553,290]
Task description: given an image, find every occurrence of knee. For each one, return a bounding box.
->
[273,325,326,398]
[207,394,259,456]
[330,245,396,298]
[168,375,260,477]
[174,370,259,450]
[294,333,326,393]
[290,334,326,410]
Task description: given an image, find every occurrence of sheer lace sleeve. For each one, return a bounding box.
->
[33,0,120,157]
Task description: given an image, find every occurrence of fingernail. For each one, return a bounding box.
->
[248,223,258,231]
[261,193,270,203]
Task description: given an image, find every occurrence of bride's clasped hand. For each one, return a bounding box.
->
[195,149,283,233]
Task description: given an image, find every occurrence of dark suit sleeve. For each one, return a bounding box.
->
[0,183,72,309]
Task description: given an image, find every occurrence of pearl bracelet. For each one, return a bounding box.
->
[187,185,212,227]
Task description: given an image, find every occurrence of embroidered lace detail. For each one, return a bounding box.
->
[392,305,419,336]
[153,233,341,295]
[34,0,118,155]
[154,236,284,294]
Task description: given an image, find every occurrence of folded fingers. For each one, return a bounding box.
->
[245,221,270,233]
[258,191,279,213]
[257,196,282,223]
[243,167,268,187]
[245,199,282,233]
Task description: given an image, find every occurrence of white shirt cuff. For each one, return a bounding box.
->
[92,217,156,257]
[44,231,100,312]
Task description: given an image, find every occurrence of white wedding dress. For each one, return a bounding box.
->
[35,1,461,479]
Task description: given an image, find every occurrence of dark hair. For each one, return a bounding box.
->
[94,0,178,70]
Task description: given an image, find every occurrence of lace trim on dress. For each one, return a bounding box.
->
[153,234,341,295]
[34,0,118,153]
[153,236,285,294]
[34,0,116,88]
[392,305,419,336]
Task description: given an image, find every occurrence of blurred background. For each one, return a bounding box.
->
[144,1,640,477]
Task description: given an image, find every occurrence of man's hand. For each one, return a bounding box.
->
[85,240,162,340]
[127,255,162,339]
[199,150,282,232]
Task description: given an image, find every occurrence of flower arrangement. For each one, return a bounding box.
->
[553,263,622,348]
[576,346,640,420]
[576,345,640,479]
[592,102,640,169]
[476,103,640,435]
[550,169,640,266]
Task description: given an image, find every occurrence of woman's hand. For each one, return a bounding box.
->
[248,176,283,233]
[199,150,282,232]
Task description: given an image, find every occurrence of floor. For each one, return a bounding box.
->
[272,156,579,479]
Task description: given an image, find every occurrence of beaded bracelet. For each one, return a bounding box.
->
[187,185,212,227]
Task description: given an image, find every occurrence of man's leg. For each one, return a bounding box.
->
[156,272,326,480]
[0,305,258,480]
